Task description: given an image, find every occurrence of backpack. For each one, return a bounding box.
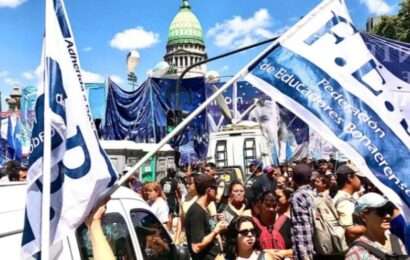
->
[253,217,286,250]
[310,193,348,255]
[351,234,409,260]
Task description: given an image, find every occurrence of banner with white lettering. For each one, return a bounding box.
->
[21,0,117,258]
[245,0,410,221]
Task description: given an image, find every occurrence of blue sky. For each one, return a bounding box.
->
[0,0,402,110]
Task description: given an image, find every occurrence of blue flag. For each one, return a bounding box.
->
[7,116,15,159]
[245,0,410,227]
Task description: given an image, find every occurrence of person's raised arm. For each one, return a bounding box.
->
[85,203,115,260]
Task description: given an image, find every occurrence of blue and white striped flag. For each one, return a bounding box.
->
[244,0,410,223]
[21,0,117,258]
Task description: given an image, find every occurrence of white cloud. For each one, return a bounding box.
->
[4,77,21,86]
[0,0,25,8]
[110,75,124,85]
[22,71,35,80]
[207,9,278,48]
[82,69,104,83]
[360,0,393,16]
[82,47,93,52]
[110,27,159,51]
[0,70,9,78]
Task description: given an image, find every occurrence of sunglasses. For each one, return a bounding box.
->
[238,228,257,236]
[371,205,394,218]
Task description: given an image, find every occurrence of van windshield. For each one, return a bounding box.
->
[130,209,175,260]
[76,212,136,260]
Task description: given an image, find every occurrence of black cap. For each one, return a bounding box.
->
[336,164,365,177]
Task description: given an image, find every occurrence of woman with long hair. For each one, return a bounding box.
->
[142,182,170,226]
[274,188,293,249]
[225,216,273,260]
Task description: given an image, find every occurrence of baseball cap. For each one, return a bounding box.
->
[263,166,274,174]
[336,164,365,177]
[354,192,393,214]
[249,160,263,169]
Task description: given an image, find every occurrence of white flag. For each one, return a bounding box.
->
[245,0,410,223]
[21,0,118,258]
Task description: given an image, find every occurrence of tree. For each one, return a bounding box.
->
[370,0,410,43]
[396,0,410,42]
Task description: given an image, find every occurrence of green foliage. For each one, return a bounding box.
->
[370,0,410,43]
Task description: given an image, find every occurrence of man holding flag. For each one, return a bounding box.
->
[21,0,117,259]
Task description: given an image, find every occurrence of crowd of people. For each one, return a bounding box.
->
[117,159,410,260]
[2,156,409,259]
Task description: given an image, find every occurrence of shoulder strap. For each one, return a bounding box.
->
[256,252,266,260]
[390,234,405,255]
[351,240,387,260]
[273,214,288,232]
[252,217,264,230]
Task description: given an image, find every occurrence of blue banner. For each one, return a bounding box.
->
[245,0,410,222]
[103,77,208,163]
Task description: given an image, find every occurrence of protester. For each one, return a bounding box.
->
[333,164,366,243]
[127,175,143,194]
[204,162,217,178]
[142,182,170,226]
[225,216,274,260]
[274,187,293,249]
[85,202,115,260]
[253,191,292,259]
[204,162,218,218]
[290,163,315,260]
[0,160,21,182]
[185,174,227,260]
[276,175,288,189]
[313,174,330,197]
[222,180,252,224]
[160,168,180,230]
[247,165,277,211]
[245,160,264,207]
[345,193,408,259]
[175,173,198,244]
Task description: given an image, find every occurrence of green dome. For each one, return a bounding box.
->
[167,0,204,46]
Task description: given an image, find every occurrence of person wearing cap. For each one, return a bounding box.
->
[244,160,264,208]
[251,165,278,201]
[185,174,228,260]
[333,164,366,243]
[345,193,408,259]
[290,163,316,260]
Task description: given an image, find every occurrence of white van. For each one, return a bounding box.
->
[0,183,188,260]
[101,140,176,182]
[207,121,272,175]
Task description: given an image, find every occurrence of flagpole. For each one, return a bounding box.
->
[41,1,51,258]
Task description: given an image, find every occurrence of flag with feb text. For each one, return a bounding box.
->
[21,0,117,258]
[245,0,410,224]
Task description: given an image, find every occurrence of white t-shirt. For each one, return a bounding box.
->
[333,190,355,227]
[150,197,169,223]
[237,251,263,260]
